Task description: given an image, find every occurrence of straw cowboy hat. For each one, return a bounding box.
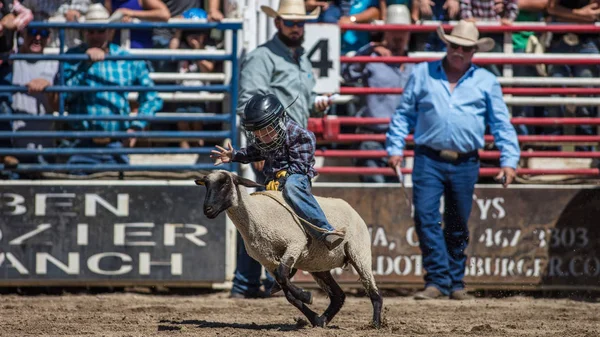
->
[385,4,411,25]
[261,0,320,21]
[81,3,122,23]
[81,3,110,22]
[436,20,495,52]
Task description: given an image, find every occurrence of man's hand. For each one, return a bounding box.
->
[495,166,516,188]
[210,142,234,166]
[573,3,600,22]
[306,0,329,11]
[338,16,353,25]
[253,160,265,172]
[500,18,513,26]
[26,78,51,93]
[123,128,137,148]
[65,9,81,22]
[373,44,392,57]
[388,155,403,170]
[315,94,332,112]
[116,8,133,22]
[419,0,434,17]
[86,47,106,62]
[443,0,460,19]
[208,9,224,21]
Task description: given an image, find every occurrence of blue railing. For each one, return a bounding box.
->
[0,20,241,175]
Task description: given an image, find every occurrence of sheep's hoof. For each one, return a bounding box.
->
[299,291,313,305]
[312,316,327,328]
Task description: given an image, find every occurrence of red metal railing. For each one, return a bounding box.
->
[340,56,600,65]
[309,117,600,176]
[339,87,600,96]
[319,23,600,177]
[315,150,600,159]
[339,23,600,34]
[308,117,600,143]
[316,167,600,176]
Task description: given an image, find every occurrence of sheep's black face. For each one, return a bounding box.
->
[194,170,264,218]
[196,172,235,219]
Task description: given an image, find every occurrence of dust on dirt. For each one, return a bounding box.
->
[0,290,598,337]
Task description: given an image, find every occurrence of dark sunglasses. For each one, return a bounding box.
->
[282,20,305,28]
[87,29,107,34]
[450,43,475,52]
[27,28,50,38]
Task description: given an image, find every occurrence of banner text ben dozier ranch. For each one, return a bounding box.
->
[0,191,212,277]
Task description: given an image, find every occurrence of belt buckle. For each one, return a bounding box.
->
[439,150,459,161]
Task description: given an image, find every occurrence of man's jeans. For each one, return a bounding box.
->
[282,174,336,238]
[412,146,479,295]
[355,140,399,184]
[66,140,129,175]
[231,164,275,296]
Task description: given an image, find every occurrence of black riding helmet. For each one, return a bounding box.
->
[242,94,288,152]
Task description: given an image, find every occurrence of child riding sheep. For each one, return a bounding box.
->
[210,93,346,250]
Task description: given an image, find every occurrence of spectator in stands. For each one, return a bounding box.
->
[460,0,519,76]
[232,0,333,299]
[170,10,216,149]
[511,0,547,137]
[546,0,599,150]
[105,0,170,49]
[386,21,520,300]
[411,0,460,52]
[307,0,380,54]
[39,0,94,49]
[152,0,223,72]
[61,4,163,170]
[9,16,59,175]
[0,0,33,170]
[342,4,414,183]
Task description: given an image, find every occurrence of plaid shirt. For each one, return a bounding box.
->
[232,119,317,181]
[61,43,163,132]
[460,0,519,21]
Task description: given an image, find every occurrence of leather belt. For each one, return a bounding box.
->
[419,146,478,161]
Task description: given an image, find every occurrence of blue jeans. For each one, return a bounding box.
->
[355,140,399,184]
[412,146,480,295]
[66,140,129,175]
[231,164,275,296]
[282,174,336,238]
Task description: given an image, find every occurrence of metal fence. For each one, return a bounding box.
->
[0,20,242,174]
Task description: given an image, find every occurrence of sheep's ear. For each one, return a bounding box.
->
[194,177,206,186]
[232,174,264,188]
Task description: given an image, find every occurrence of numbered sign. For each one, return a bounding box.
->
[303,23,340,94]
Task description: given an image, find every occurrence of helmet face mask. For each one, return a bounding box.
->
[242,94,289,152]
[245,116,287,152]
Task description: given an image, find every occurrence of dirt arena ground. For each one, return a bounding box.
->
[0,290,598,337]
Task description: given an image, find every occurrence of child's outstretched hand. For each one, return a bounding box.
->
[211,142,234,166]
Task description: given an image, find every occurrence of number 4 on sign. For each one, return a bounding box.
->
[307,39,333,77]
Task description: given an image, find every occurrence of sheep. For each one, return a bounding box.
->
[194,169,383,329]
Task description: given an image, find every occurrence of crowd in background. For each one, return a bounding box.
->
[0,0,599,180]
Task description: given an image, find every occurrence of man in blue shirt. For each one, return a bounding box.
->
[385,20,520,300]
